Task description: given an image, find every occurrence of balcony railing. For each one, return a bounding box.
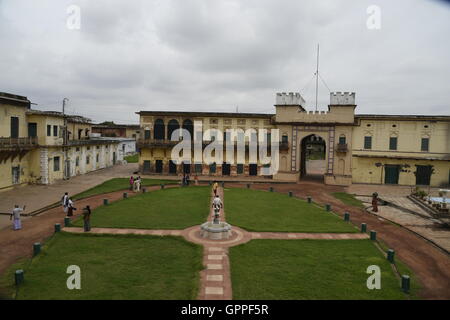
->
[0,137,38,149]
[336,143,348,153]
[137,138,179,147]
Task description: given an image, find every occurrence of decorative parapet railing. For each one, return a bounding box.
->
[137,139,179,148]
[0,137,38,150]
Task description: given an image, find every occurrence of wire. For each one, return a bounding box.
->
[319,73,332,92]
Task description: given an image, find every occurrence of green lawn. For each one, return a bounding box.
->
[224,188,357,233]
[72,186,211,229]
[230,239,414,300]
[10,232,203,300]
[332,192,365,209]
[73,178,178,200]
[124,154,139,163]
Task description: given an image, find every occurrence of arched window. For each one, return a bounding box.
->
[182,119,193,140]
[167,119,180,140]
[154,119,165,140]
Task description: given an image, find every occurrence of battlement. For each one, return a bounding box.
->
[275,92,306,106]
[330,92,356,105]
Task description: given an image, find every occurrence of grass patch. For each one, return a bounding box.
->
[332,192,365,209]
[7,232,202,300]
[73,178,178,200]
[225,188,357,233]
[72,186,211,229]
[230,239,415,300]
[124,154,138,163]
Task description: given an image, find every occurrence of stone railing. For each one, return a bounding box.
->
[0,137,38,149]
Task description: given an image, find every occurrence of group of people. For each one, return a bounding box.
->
[129,176,142,192]
[61,192,91,232]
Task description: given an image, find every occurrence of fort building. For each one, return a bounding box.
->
[136,92,450,187]
[0,92,122,190]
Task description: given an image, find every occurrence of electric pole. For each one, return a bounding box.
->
[315,44,319,112]
[63,98,69,180]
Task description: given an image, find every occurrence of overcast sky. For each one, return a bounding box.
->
[0,0,449,124]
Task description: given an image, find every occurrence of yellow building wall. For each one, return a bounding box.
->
[352,157,450,187]
[0,104,28,137]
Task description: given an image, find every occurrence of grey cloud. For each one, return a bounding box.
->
[0,0,449,124]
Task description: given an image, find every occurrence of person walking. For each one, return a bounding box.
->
[129,176,134,191]
[67,198,75,217]
[61,192,69,214]
[82,205,91,232]
[213,181,218,196]
[10,204,25,231]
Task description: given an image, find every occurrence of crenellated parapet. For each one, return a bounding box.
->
[330,92,356,105]
[275,91,356,124]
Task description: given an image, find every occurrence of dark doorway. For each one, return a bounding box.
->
[249,164,257,176]
[416,165,432,186]
[155,160,163,173]
[222,162,231,176]
[384,165,400,184]
[113,152,116,165]
[183,162,191,174]
[168,119,180,140]
[182,119,193,140]
[143,160,151,173]
[12,166,20,184]
[154,119,165,140]
[28,123,37,138]
[169,160,177,174]
[300,134,326,179]
[10,117,19,138]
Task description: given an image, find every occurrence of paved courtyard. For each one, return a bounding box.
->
[356,195,450,253]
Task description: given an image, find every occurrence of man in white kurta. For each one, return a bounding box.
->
[11,205,25,230]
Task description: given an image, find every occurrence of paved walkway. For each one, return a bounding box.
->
[0,163,137,230]
[357,195,450,253]
[348,183,442,197]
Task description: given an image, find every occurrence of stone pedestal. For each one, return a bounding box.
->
[200,222,232,240]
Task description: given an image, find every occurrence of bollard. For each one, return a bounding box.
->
[123,192,128,199]
[103,198,109,205]
[361,223,367,233]
[344,212,350,221]
[269,187,274,192]
[142,187,147,193]
[15,270,24,285]
[64,217,70,227]
[325,204,331,212]
[370,230,377,241]
[288,191,293,197]
[247,184,250,189]
[54,223,61,233]
[33,243,41,256]
[401,275,410,293]
[307,196,312,203]
[161,184,165,189]
[387,249,395,263]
